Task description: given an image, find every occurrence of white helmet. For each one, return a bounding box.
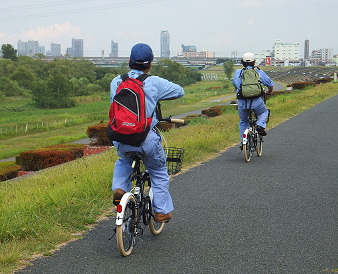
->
[242,52,255,62]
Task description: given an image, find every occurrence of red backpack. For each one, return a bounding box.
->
[107,73,152,146]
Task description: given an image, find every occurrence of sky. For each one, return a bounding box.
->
[0,0,337,58]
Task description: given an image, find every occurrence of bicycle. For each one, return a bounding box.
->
[109,116,185,257]
[242,103,270,162]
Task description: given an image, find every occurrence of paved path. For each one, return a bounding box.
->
[16,95,338,273]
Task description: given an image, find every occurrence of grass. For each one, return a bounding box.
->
[0,81,234,160]
[1,82,338,273]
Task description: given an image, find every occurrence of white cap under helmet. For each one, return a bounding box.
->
[242,52,255,62]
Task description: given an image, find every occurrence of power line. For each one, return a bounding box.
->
[0,0,165,21]
[0,0,96,12]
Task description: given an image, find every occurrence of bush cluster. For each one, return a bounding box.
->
[291,78,333,90]
[86,123,112,146]
[202,106,222,117]
[19,144,84,171]
[0,162,21,181]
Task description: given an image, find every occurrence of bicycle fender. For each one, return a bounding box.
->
[116,192,135,226]
[242,128,250,145]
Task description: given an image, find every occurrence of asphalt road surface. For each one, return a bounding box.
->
[16,95,338,274]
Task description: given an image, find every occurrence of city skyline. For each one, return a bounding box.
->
[1,0,337,58]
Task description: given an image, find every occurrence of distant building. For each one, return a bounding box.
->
[160,31,170,58]
[254,50,272,66]
[70,38,83,57]
[17,40,39,56]
[182,44,197,52]
[66,47,73,57]
[110,40,118,57]
[38,46,45,55]
[332,55,338,64]
[182,50,215,58]
[272,39,300,61]
[49,43,61,57]
[17,40,28,56]
[304,39,309,59]
[310,48,333,61]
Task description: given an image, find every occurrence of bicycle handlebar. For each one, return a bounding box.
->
[160,116,185,124]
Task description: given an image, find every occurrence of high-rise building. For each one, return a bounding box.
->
[50,43,61,57]
[160,31,170,58]
[304,40,309,60]
[17,40,39,56]
[17,40,28,56]
[39,46,45,55]
[71,38,83,57]
[28,40,39,56]
[110,40,118,57]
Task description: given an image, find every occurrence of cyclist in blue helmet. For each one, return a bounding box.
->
[110,43,185,223]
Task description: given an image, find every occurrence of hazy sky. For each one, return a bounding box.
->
[1,0,337,58]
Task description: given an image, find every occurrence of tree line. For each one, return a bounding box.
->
[0,44,201,109]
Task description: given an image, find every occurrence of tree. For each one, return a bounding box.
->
[150,59,201,86]
[0,44,18,61]
[216,58,230,64]
[9,65,37,90]
[32,73,75,109]
[223,60,235,80]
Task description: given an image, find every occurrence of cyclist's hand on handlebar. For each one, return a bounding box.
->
[265,87,273,95]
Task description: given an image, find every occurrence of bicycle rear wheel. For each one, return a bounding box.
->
[256,134,263,157]
[243,133,252,162]
[116,195,137,256]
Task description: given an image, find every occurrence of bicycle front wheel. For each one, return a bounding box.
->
[256,134,263,157]
[243,133,252,162]
[116,195,137,256]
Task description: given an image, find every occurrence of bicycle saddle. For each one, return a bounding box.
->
[125,151,144,158]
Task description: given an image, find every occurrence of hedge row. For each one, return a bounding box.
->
[86,123,111,146]
[0,162,21,182]
[292,78,333,90]
[19,144,85,171]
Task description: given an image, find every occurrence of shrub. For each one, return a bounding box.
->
[19,144,84,171]
[314,78,333,84]
[0,162,21,182]
[86,123,112,146]
[202,106,222,117]
[183,114,208,125]
[291,81,315,90]
[156,122,173,132]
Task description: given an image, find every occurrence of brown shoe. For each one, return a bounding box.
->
[154,212,172,223]
[113,188,125,206]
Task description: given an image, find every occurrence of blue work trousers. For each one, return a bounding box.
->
[238,97,269,141]
[112,129,174,215]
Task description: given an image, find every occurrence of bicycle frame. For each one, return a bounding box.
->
[242,110,263,162]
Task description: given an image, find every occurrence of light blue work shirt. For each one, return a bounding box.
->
[233,66,274,94]
[110,69,185,129]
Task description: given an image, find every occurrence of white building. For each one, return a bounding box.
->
[254,50,272,66]
[272,39,300,61]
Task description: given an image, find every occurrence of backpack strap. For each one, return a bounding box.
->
[121,73,129,81]
[136,73,150,83]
